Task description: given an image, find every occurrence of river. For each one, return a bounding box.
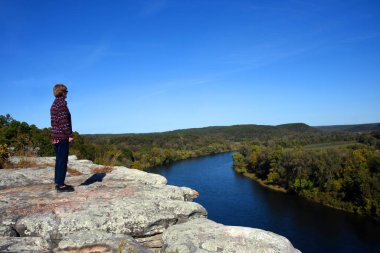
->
[147,152,380,253]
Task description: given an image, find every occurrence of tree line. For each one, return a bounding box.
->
[233,134,380,220]
[2,113,378,171]
[0,114,234,169]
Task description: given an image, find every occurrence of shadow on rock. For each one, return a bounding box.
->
[80,173,107,186]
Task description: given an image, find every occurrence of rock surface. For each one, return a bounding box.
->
[162,218,301,253]
[0,156,301,252]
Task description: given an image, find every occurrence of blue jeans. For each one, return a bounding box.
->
[54,139,69,186]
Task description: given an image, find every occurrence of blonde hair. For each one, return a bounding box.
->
[53,84,68,97]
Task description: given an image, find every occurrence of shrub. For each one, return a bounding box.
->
[0,144,10,169]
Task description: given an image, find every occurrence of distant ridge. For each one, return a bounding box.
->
[83,123,319,142]
[82,123,380,137]
[314,123,380,132]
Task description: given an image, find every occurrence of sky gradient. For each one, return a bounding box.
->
[1,0,379,133]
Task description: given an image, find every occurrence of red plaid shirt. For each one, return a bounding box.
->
[50,96,72,143]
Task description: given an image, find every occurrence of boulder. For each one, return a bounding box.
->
[162,218,301,253]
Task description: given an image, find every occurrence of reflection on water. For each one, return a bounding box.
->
[147,152,380,253]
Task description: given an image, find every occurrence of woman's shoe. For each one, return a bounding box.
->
[64,184,74,190]
[55,184,74,190]
[56,184,75,192]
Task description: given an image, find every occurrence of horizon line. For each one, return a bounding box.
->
[79,122,380,135]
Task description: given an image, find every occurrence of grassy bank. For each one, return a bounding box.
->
[241,172,287,193]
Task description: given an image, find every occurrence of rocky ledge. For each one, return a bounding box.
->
[0,156,301,253]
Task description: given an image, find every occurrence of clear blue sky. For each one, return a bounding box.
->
[1,0,379,133]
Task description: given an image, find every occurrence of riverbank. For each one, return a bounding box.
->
[236,169,380,223]
[241,172,287,193]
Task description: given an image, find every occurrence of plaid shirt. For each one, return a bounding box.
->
[50,96,72,143]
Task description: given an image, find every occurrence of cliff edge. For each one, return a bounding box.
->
[0,156,301,253]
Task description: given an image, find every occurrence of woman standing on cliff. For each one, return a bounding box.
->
[50,84,75,192]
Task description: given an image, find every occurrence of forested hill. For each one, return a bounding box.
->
[232,124,380,220]
[172,123,319,136]
[84,123,320,143]
[315,123,380,132]
[80,123,363,169]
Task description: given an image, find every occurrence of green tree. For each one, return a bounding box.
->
[232,153,247,173]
